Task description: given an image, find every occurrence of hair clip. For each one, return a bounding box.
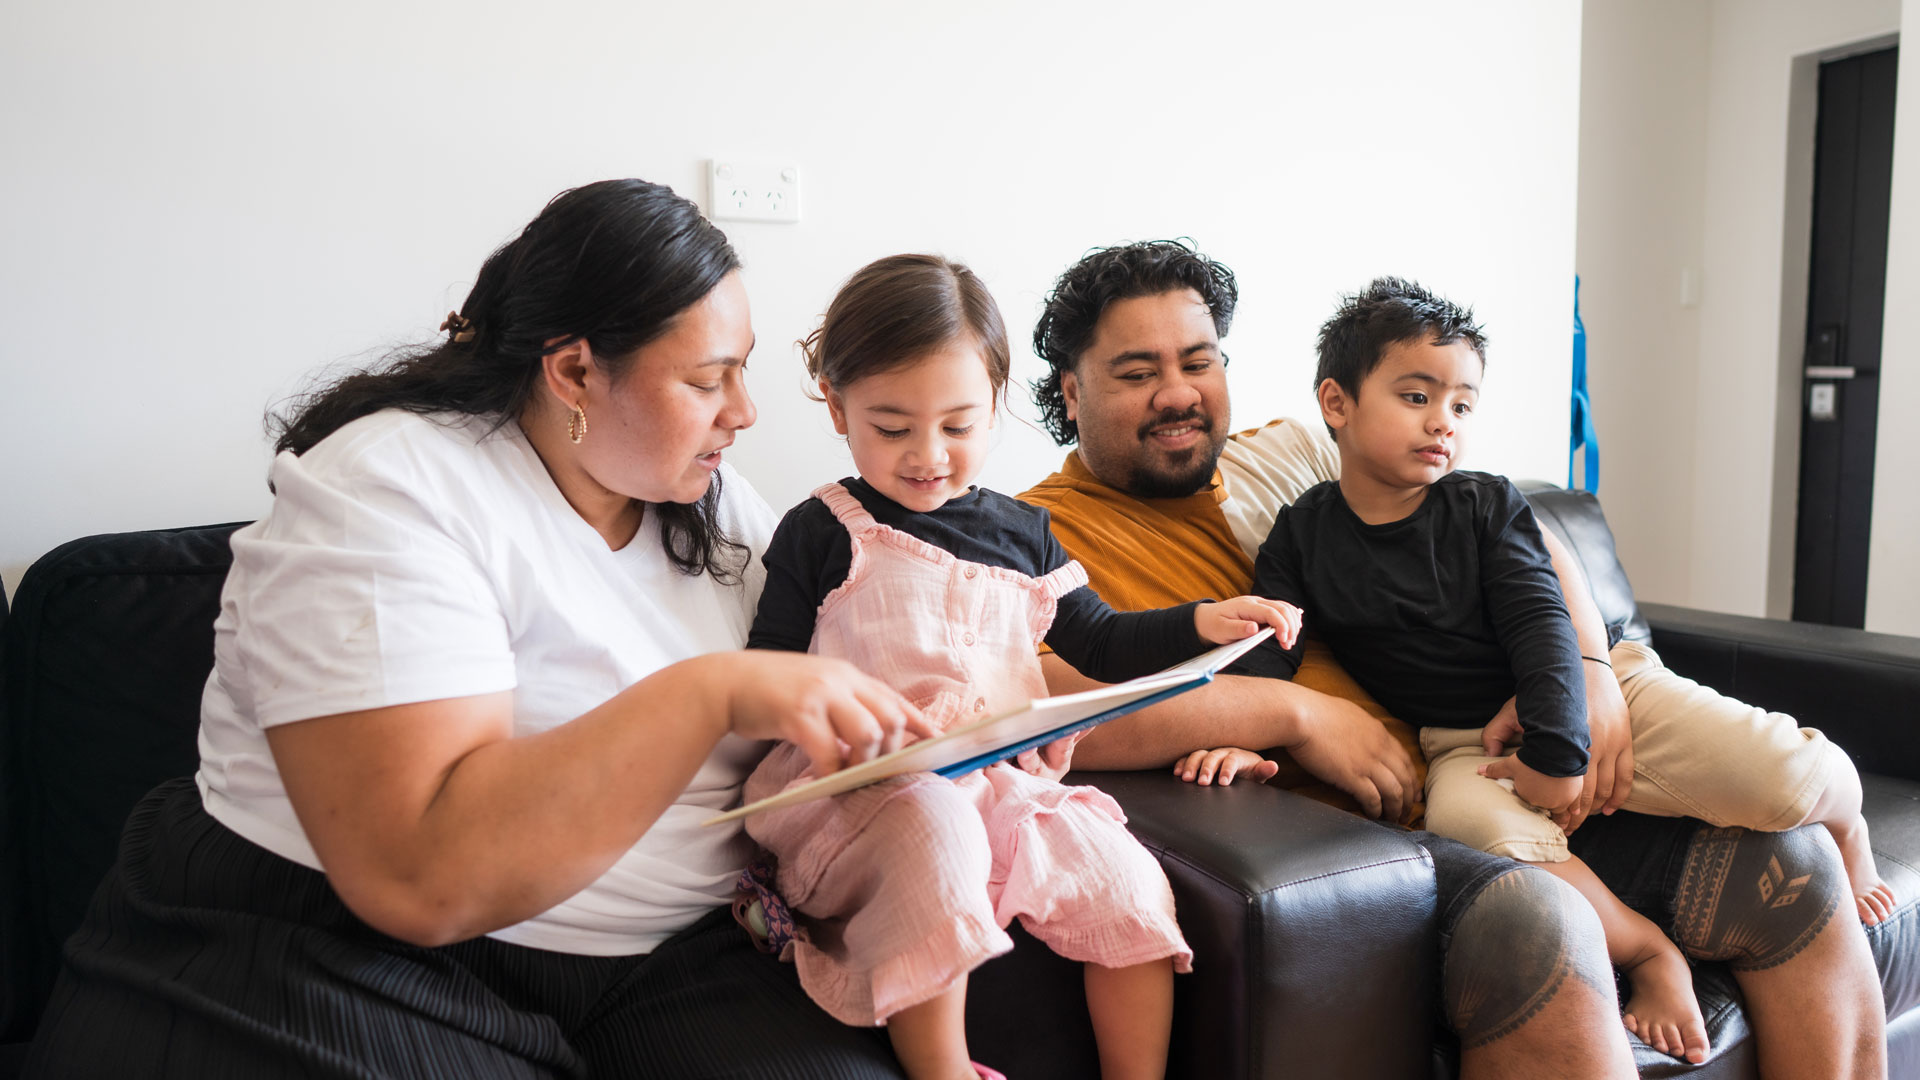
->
[439,311,476,344]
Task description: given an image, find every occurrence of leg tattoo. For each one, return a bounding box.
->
[1445,867,1614,1049]
[1672,825,1841,971]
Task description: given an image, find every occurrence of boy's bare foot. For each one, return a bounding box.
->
[1620,940,1710,1064]
[1827,815,1897,925]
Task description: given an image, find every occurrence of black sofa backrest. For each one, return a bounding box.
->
[0,523,246,1043]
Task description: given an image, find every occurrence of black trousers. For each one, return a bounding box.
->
[24,779,904,1079]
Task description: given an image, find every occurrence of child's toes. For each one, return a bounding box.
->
[1857,886,1896,926]
[1858,896,1881,926]
[1682,1018,1711,1064]
[1644,1023,1668,1054]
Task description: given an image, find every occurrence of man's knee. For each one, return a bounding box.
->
[1444,866,1612,1049]
[1671,824,1843,970]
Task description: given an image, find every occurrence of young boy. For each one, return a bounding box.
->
[1196,276,1893,1065]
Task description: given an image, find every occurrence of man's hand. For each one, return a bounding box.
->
[1284,697,1420,823]
[1479,754,1584,829]
[1481,675,1632,835]
[1174,747,1279,787]
[1578,660,1634,830]
[1531,524,1634,833]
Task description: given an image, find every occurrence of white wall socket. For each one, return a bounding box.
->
[708,160,801,224]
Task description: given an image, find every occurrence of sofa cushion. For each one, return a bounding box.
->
[0,523,245,1042]
[1089,771,1439,1080]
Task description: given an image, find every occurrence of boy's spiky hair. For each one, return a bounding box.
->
[1315,277,1487,405]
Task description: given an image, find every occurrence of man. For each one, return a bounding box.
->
[1018,240,1885,1078]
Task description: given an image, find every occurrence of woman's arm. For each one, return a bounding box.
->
[269,650,919,946]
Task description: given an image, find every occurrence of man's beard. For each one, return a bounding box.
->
[1123,407,1226,499]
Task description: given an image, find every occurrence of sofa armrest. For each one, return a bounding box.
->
[1085,771,1437,1080]
[1641,601,1920,783]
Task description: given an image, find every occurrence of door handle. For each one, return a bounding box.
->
[1804,366,1856,379]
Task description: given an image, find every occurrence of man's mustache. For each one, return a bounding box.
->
[1137,408,1214,441]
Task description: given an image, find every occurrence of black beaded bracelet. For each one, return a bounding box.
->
[1581,655,1613,668]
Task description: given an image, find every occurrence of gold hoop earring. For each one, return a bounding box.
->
[568,404,588,444]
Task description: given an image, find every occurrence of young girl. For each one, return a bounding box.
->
[741,254,1301,1080]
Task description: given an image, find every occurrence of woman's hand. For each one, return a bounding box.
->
[1174,746,1280,787]
[725,651,935,774]
[1195,596,1303,648]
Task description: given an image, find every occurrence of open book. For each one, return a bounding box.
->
[703,628,1273,825]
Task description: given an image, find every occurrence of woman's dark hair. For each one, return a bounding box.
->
[801,254,1009,402]
[1314,275,1487,397]
[270,179,749,581]
[1029,239,1238,446]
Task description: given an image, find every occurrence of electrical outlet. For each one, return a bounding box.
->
[708,161,801,224]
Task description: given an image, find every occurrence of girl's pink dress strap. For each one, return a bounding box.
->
[811,481,879,532]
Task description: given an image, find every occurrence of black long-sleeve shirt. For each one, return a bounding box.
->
[748,478,1206,683]
[1230,472,1590,778]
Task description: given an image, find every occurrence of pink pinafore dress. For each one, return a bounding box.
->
[742,483,1192,1026]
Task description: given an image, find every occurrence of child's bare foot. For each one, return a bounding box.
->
[1828,814,1897,925]
[1620,939,1710,1064]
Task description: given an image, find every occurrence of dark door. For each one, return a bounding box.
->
[1793,45,1897,628]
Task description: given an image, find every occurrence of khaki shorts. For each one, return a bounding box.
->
[1419,641,1834,864]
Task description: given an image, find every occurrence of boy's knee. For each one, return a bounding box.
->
[1443,866,1612,1048]
[1424,795,1567,865]
[1671,824,1844,970]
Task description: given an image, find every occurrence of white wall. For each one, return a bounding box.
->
[1577,0,1914,630]
[1867,0,1920,635]
[1574,0,1711,606]
[1,0,1585,598]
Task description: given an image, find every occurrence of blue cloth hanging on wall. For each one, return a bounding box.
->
[1569,277,1599,492]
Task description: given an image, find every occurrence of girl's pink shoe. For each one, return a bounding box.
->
[971,1064,1006,1080]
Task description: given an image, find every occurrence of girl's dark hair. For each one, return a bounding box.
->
[269,179,749,581]
[801,254,1009,401]
[1030,239,1238,446]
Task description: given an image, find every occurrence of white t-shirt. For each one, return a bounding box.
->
[196,409,777,955]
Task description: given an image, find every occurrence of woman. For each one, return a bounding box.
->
[26,179,927,1078]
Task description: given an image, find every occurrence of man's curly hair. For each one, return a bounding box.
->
[1030,240,1238,446]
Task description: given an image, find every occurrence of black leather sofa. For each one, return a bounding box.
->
[2,485,1916,1079]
